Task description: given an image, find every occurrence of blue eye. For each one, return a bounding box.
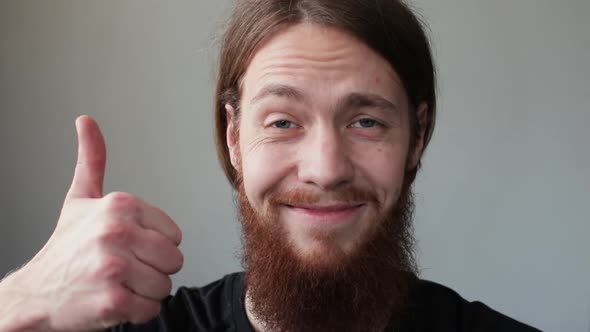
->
[272,120,295,129]
[351,118,380,128]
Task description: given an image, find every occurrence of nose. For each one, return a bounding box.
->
[297,126,354,190]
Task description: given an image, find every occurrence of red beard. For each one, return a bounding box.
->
[237,173,419,332]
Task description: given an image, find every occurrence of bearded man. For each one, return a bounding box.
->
[0,1,540,331]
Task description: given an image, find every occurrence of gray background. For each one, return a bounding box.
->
[1,1,588,331]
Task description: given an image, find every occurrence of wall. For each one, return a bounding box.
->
[1,1,588,331]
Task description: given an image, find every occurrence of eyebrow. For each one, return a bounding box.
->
[339,92,399,114]
[250,83,307,106]
[250,83,398,114]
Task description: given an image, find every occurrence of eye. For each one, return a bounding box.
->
[271,120,296,129]
[350,118,382,128]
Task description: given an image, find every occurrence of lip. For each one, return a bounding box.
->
[283,203,366,225]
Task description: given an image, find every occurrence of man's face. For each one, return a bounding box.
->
[227,23,418,265]
[226,23,426,331]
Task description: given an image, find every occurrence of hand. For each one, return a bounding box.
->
[9,116,184,331]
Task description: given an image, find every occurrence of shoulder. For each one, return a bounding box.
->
[111,272,247,332]
[399,279,542,332]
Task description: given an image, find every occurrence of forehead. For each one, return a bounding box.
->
[241,23,407,107]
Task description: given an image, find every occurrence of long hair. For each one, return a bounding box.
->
[214,0,437,188]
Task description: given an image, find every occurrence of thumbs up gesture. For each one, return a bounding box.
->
[1,116,184,331]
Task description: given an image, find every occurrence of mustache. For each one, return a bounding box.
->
[268,188,378,207]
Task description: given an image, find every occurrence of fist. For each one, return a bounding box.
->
[21,116,183,331]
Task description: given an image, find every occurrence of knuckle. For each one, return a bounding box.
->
[103,192,138,213]
[96,255,129,280]
[98,220,132,245]
[105,191,134,203]
[93,220,133,249]
[99,288,130,319]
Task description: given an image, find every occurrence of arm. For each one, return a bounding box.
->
[0,116,183,332]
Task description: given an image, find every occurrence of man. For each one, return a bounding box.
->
[0,0,540,331]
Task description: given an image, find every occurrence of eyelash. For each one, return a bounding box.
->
[349,118,385,129]
[270,120,297,129]
[269,118,385,129]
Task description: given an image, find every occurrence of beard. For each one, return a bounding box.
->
[236,171,419,332]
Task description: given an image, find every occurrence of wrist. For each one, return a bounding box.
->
[0,268,51,332]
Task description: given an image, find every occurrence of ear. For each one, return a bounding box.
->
[225,103,239,170]
[408,102,428,170]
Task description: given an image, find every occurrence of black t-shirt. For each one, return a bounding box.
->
[109,272,541,332]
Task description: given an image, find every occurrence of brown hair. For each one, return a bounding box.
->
[215,0,437,188]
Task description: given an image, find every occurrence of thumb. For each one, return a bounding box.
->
[66,115,107,201]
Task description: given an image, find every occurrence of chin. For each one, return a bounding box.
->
[288,233,366,272]
[285,214,375,256]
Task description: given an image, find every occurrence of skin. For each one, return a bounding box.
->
[0,116,184,331]
[226,23,428,331]
[227,23,427,260]
[0,22,428,332]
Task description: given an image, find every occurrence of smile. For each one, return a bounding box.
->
[283,203,366,225]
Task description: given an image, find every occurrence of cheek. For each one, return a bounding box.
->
[352,142,409,206]
[240,141,296,209]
